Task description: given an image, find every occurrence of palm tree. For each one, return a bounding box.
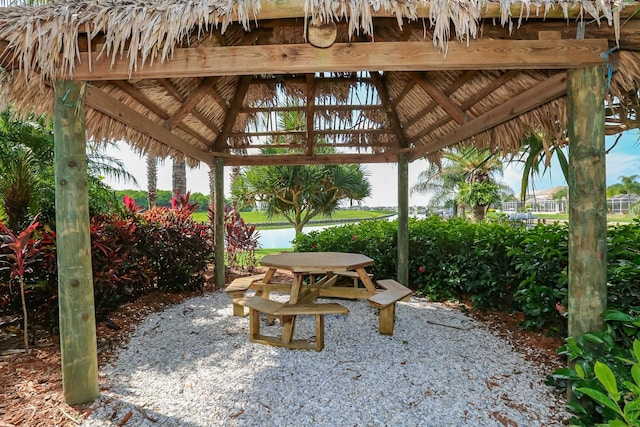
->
[147,154,158,209]
[619,175,640,212]
[172,158,187,197]
[511,131,568,203]
[0,108,137,228]
[551,186,568,213]
[412,146,505,221]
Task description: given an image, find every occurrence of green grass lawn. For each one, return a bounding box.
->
[191,209,394,225]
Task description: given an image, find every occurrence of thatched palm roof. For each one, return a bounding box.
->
[0,0,638,166]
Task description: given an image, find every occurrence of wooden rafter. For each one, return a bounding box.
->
[215,75,252,151]
[409,72,568,160]
[369,71,410,149]
[242,104,381,113]
[222,153,399,166]
[392,79,417,107]
[230,128,393,138]
[167,76,222,130]
[411,69,520,141]
[410,72,466,124]
[305,73,316,156]
[230,141,395,150]
[106,81,211,146]
[86,85,212,164]
[404,70,477,129]
[157,78,220,136]
[72,39,608,80]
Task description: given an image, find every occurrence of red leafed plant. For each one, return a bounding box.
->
[0,215,41,354]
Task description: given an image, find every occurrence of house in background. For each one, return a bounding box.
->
[502,186,567,213]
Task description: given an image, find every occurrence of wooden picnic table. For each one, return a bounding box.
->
[227,252,412,350]
[259,252,378,344]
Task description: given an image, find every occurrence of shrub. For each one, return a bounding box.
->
[550,310,640,426]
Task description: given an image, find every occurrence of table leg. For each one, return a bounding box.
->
[256,268,277,298]
[281,272,303,344]
[357,268,377,292]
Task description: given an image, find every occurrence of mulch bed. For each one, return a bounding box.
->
[0,270,565,427]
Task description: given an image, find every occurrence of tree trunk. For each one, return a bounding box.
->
[208,165,215,208]
[146,154,157,209]
[472,205,486,221]
[172,158,187,197]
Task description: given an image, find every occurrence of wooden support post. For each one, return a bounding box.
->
[379,305,396,336]
[214,157,225,289]
[567,66,607,341]
[397,154,409,285]
[54,80,99,405]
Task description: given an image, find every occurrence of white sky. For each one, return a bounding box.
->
[103,131,640,207]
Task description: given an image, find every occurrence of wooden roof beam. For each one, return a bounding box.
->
[369,71,410,149]
[404,70,477,129]
[72,39,608,80]
[86,85,212,164]
[157,78,220,136]
[230,128,393,138]
[409,72,466,124]
[242,104,381,113]
[215,1,640,21]
[304,73,316,156]
[167,76,221,130]
[411,69,520,140]
[220,153,399,166]
[408,72,568,161]
[107,81,211,146]
[215,75,252,151]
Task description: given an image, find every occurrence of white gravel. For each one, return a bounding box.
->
[82,291,568,426]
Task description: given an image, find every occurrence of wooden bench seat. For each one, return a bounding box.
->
[224,274,266,316]
[368,279,412,336]
[233,297,348,351]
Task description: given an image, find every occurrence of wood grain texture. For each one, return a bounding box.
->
[567,65,608,340]
[53,80,99,405]
[72,39,608,80]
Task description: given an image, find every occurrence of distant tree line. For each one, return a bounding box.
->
[113,190,215,211]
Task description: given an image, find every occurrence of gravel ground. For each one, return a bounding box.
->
[82,291,568,427]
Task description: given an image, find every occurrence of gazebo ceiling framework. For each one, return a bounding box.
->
[0,1,638,168]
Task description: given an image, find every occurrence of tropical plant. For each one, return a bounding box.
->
[619,175,640,212]
[147,154,158,209]
[412,146,505,221]
[0,108,137,227]
[511,131,568,202]
[233,160,371,234]
[0,215,41,353]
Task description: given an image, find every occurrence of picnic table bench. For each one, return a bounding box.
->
[368,279,412,335]
[227,252,412,350]
[232,296,349,351]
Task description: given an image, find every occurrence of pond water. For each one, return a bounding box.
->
[256,214,411,249]
[257,224,332,249]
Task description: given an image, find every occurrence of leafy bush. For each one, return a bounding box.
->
[294,217,640,332]
[1,194,215,327]
[550,310,640,426]
[508,222,569,333]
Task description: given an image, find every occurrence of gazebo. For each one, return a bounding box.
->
[0,0,638,404]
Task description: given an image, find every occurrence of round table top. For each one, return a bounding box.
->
[260,252,373,273]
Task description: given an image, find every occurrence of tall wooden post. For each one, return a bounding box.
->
[54,80,99,404]
[214,157,226,288]
[567,66,607,340]
[397,154,409,285]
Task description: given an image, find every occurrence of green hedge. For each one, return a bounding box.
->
[294,216,640,335]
